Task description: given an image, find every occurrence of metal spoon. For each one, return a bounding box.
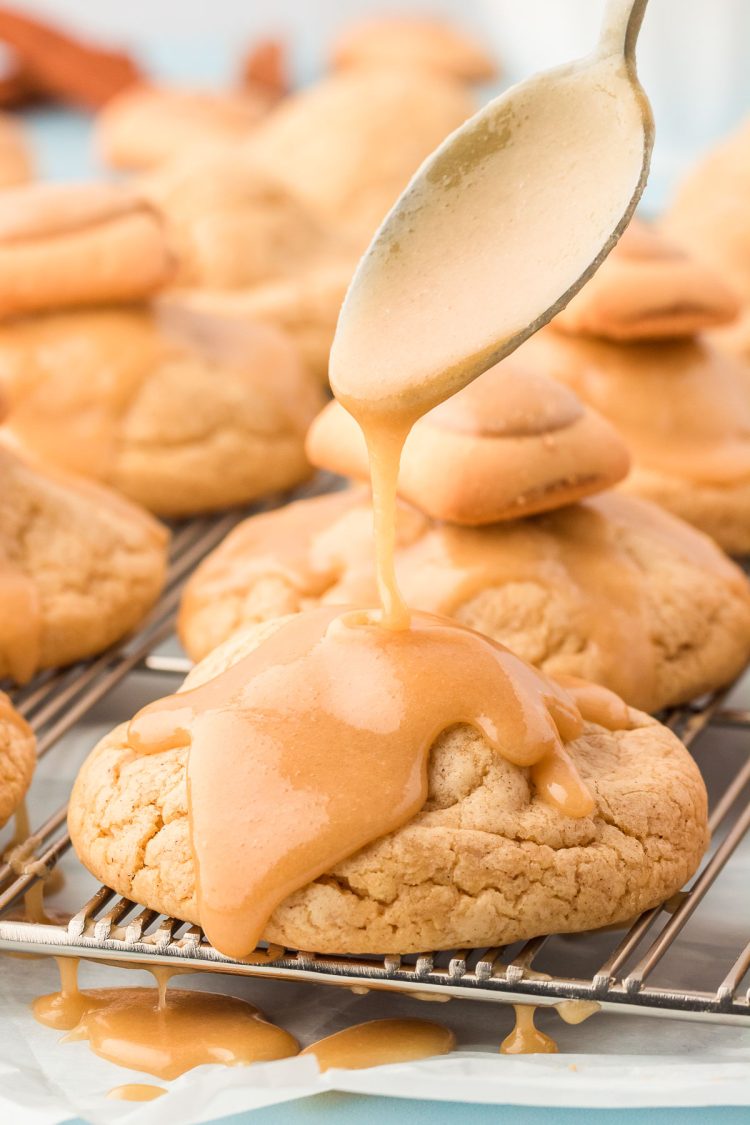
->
[330,0,654,418]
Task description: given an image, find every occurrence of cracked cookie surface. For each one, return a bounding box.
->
[69,617,709,954]
[0,444,168,681]
[179,488,750,713]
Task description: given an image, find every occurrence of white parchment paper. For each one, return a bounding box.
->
[0,665,748,1123]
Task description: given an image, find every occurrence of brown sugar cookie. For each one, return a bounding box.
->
[0,692,35,828]
[554,220,739,340]
[307,361,630,523]
[69,616,708,954]
[97,83,271,172]
[178,486,750,714]
[663,118,750,359]
[140,152,349,290]
[520,326,750,555]
[0,303,325,518]
[0,443,167,683]
[245,68,475,247]
[331,16,497,83]
[0,182,172,318]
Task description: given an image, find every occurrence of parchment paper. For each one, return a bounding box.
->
[0,664,748,1124]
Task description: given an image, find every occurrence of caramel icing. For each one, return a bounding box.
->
[107,1085,166,1102]
[520,330,750,485]
[64,990,297,1079]
[553,219,740,340]
[301,1018,455,1070]
[130,606,596,957]
[34,958,298,1079]
[182,485,741,708]
[500,1005,558,1054]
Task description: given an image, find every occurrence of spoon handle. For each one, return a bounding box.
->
[598,0,649,60]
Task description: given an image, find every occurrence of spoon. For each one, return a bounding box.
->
[330,0,654,420]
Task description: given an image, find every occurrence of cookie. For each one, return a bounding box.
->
[0,304,325,517]
[663,118,750,358]
[307,361,630,523]
[97,84,270,171]
[69,616,708,954]
[140,152,349,290]
[331,17,497,83]
[245,69,475,247]
[0,113,32,189]
[0,443,167,683]
[555,220,739,340]
[0,692,35,828]
[519,328,750,554]
[179,487,750,714]
[0,182,172,318]
[157,261,351,384]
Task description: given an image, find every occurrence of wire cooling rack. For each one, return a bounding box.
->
[1,483,749,1027]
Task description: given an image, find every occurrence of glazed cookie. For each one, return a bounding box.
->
[0,182,172,318]
[245,68,474,247]
[515,222,750,553]
[331,16,497,82]
[178,486,750,714]
[0,443,167,683]
[69,617,709,954]
[0,304,325,517]
[140,152,349,290]
[519,329,750,555]
[0,693,35,829]
[663,117,750,358]
[97,84,271,171]
[307,360,630,523]
[157,262,352,384]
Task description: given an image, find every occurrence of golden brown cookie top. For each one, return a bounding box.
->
[307,361,630,525]
[554,220,740,341]
[97,83,270,171]
[0,181,172,318]
[330,16,497,83]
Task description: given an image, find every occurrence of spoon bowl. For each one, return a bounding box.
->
[331,0,653,419]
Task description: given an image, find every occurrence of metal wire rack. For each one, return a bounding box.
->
[1,485,749,1027]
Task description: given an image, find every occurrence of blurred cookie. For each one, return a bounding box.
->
[515,225,750,553]
[158,261,352,383]
[0,182,172,318]
[0,692,35,828]
[555,220,739,340]
[70,616,708,953]
[97,83,270,171]
[178,486,750,713]
[0,304,325,517]
[141,152,348,289]
[0,443,167,682]
[664,118,750,358]
[331,16,497,82]
[520,328,750,555]
[307,361,630,523]
[246,69,474,246]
